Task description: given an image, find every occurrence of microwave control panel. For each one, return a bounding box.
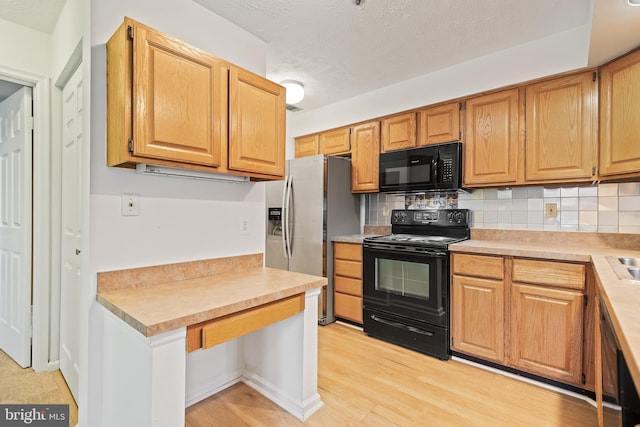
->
[440,157,453,183]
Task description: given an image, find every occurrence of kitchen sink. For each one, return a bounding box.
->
[607,256,640,282]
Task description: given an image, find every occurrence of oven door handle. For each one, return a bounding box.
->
[370,315,435,336]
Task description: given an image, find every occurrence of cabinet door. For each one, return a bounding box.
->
[418,102,461,145]
[600,49,640,179]
[452,275,505,363]
[381,112,417,152]
[132,23,224,166]
[510,283,583,385]
[525,72,597,182]
[351,121,380,193]
[319,127,351,155]
[228,67,286,176]
[295,134,319,158]
[464,89,522,186]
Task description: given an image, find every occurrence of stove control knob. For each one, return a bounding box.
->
[454,211,466,224]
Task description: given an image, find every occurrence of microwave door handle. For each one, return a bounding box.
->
[432,151,439,183]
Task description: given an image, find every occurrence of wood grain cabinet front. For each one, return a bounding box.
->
[319,127,351,155]
[451,252,591,389]
[294,134,320,158]
[333,242,363,324]
[417,102,461,146]
[107,17,285,180]
[351,121,380,193]
[525,71,598,184]
[599,48,640,180]
[463,89,524,187]
[381,112,417,152]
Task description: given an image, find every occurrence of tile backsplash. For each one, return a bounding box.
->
[364,182,640,234]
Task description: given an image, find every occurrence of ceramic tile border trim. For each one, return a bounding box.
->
[97,253,264,293]
[363,225,391,235]
[472,229,640,250]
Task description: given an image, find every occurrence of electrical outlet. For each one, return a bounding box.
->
[121,193,140,216]
[545,203,557,218]
[383,205,389,217]
[240,216,249,235]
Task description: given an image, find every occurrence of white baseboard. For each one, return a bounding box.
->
[185,372,242,407]
[242,371,324,421]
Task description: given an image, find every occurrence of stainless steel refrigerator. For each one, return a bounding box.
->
[265,154,361,325]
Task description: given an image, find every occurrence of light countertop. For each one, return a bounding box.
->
[332,234,380,244]
[97,266,326,337]
[449,239,640,393]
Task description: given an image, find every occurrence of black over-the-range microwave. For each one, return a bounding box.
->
[378,141,463,193]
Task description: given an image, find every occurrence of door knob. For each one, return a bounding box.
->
[76,249,81,255]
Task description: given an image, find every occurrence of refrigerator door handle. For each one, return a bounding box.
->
[281,175,290,259]
[284,174,293,259]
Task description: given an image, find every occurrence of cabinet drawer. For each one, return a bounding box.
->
[334,292,363,323]
[334,276,362,297]
[452,253,504,280]
[186,293,304,352]
[334,259,362,279]
[512,259,585,290]
[334,243,362,261]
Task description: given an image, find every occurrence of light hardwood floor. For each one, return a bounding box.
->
[187,322,619,426]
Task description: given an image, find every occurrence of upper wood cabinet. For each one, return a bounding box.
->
[464,89,523,187]
[599,48,640,180]
[351,121,380,193]
[381,112,417,152]
[525,72,597,183]
[417,102,461,146]
[228,67,286,176]
[319,127,351,155]
[295,134,319,158]
[106,17,285,179]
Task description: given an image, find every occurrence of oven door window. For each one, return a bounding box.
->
[363,246,447,325]
[377,259,430,300]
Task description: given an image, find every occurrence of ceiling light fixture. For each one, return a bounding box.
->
[281,80,305,105]
[629,0,640,5]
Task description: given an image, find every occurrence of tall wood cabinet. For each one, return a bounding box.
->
[333,242,363,324]
[464,89,523,187]
[452,253,591,389]
[599,48,640,180]
[107,17,285,179]
[351,121,380,193]
[525,72,598,183]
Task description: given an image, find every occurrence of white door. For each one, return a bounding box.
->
[0,87,33,368]
[59,66,83,401]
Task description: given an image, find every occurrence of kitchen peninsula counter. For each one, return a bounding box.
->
[449,230,640,423]
[96,253,326,427]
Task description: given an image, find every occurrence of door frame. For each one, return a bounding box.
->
[0,66,52,372]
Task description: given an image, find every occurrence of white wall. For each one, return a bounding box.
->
[0,18,51,78]
[88,1,269,424]
[288,25,591,148]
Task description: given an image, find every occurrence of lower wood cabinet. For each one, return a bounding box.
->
[452,275,505,363]
[333,242,363,324]
[451,252,592,390]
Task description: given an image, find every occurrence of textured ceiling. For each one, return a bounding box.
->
[194,0,593,112]
[0,0,66,33]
